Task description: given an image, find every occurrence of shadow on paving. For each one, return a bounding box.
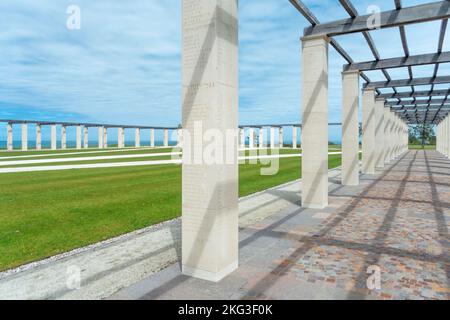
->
[127,150,449,300]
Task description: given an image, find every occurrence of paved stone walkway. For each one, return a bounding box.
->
[112,151,449,300]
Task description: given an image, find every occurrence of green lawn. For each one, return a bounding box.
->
[408,145,436,150]
[0,153,342,271]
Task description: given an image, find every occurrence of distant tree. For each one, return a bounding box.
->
[409,124,435,148]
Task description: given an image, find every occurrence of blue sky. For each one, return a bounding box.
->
[0,0,449,143]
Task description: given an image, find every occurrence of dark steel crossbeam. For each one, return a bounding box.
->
[339,0,393,92]
[304,1,450,37]
[395,0,414,93]
[387,98,449,106]
[378,89,450,99]
[344,52,450,71]
[364,75,450,89]
[289,0,376,90]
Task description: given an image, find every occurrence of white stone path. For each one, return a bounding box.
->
[0,146,169,160]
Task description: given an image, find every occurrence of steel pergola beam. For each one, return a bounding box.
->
[304,1,450,37]
[387,98,449,106]
[339,0,395,93]
[364,75,450,89]
[344,51,450,72]
[289,0,375,87]
[378,89,450,99]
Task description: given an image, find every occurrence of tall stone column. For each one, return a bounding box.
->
[7,123,13,151]
[341,70,360,185]
[163,129,169,147]
[36,124,42,150]
[150,129,155,147]
[292,126,298,149]
[181,0,238,282]
[51,125,57,150]
[98,127,104,149]
[135,128,141,148]
[447,117,450,158]
[61,125,67,150]
[249,128,254,149]
[384,107,391,164]
[239,128,245,149]
[390,112,395,160]
[84,127,89,149]
[301,35,329,209]
[259,128,264,148]
[177,128,183,148]
[21,124,28,151]
[103,127,108,148]
[279,127,284,148]
[375,99,385,168]
[118,127,125,148]
[362,88,376,174]
[270,127,275,149]
[76,126,82,149]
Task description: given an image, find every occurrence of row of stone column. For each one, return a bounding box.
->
[301,35,410,209]
[437,115,450,158]
[5,123,179,151]
[360,89,409,177]
[239,126,300,149]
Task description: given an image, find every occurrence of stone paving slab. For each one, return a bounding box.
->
[112,151,449,300]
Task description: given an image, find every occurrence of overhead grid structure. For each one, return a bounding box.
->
[289,0,450,205]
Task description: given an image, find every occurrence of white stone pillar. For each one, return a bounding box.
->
[98,127,104,149]
[181,0,238,282]
[239,128,245,149]
[7,123,13,151]
[301,35,329,209]
[362,89,376,174]
[61,125,67,150]
[279,127,284,148]
[51,125,57,150]
[249,128,255,149]
[84,127,89,149]
[36,124,42,151]
[390,112,395,159]
[164,129,169,147]
[341,70,360,186]
[259,128,264,148]
[135,128,141,148]
[270,127,275,149]
[118,127,124,148]
[177,128,183,148]
[292,126,298,149]
[375,99,385,168]
[150,129,155,147]
[103,127,108,148]
[447,117,449,158]
[21,124,28,151]
[384,106,391,164]
[76,126,82,149]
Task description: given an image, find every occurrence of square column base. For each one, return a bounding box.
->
[182,261,238,283]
